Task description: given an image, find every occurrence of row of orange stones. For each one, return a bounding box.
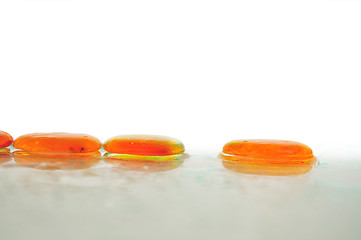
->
[7,132,186,169]
[1,131,316,175]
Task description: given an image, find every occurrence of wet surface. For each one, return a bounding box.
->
[1,147,361,240]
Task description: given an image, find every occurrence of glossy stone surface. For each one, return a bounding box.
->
[103,135,185,156]
[13,151,101,170]
[220,139,316,176]
[0,131,13,148]
[14,132,102,153]
[222,139,314,161]
[103,153,185,172]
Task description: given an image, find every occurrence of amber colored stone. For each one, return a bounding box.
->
[103,153,185,172]
[0,148,12,164]
[220,139,316,176]
[13,132,102,153]
[103,135,185,156]
[13,151,101,170]
[0,131,13,148]
[222,139,314,162]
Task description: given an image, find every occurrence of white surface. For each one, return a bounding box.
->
[1,146,361,240]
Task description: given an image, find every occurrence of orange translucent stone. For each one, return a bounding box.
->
[103,153,185,172]
[13,151,101,170]
[13,132,102,153]
[222,139,314,162]
[103,135,185,156]
[220,139,316,176]
[0,131,13,148]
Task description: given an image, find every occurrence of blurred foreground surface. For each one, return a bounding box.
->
[1,148,361,240]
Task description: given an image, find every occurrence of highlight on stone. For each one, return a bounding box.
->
[0,130,13,148]
[103,153,185,172]
[13,132,102,153]
[103,135,185,157]
[219,139,317,176]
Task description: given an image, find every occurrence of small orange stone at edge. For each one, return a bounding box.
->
[0,131,13,148]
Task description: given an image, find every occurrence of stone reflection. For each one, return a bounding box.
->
[103,153,186,172]
[13,151,101,170]
[220,153,317,176]
[0,148,12,164]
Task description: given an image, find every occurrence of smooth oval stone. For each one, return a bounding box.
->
[103,135,185,156]
[0,131,13,148]
[222,139,314,161]
[13,132,102,153]
[13,151,101,170]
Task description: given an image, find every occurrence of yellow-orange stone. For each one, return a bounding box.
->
[13,132,102,153]
[103,135,185,156]
[0,131,13,148]
[222,139,314,162]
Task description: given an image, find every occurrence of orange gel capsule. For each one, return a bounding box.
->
[13,132,102,153]
[0,131,13,148]
[103,135,185,156]
[13,151,101,170]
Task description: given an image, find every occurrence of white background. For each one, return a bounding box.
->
[1,1,361,155]
[1,4,361,240]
